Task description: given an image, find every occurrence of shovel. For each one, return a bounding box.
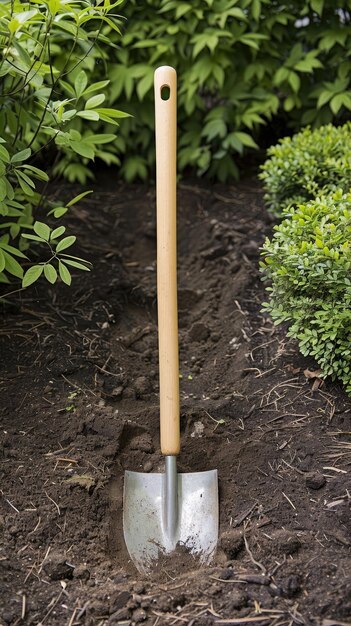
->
[123,66,219,575]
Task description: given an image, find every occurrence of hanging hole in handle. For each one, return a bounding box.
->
[160,84,170,100]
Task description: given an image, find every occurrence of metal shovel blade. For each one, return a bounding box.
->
[123,469,218,574]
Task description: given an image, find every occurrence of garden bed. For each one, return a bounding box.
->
[0,177,350,626]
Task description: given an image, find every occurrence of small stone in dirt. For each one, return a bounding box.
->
[134,376,152,398]
[219,529,244,559]
[73,564,90,581]
[111,385,124,399]
[143,460,153,472]
[305,472,326,490]
[43,553,75,580]
[273,530,301,555]
[189,322,210,342]
[190,421,205,438]
[133,608,147,622]
[110,590,132,613]
[133,583,145,594]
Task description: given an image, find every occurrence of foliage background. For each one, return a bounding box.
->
[105,0,351,182]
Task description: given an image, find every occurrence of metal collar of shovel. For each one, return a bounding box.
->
[123,66,219,575]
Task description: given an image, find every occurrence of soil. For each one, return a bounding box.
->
[0,176,350,626]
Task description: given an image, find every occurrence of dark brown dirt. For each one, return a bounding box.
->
[0,178,350,626]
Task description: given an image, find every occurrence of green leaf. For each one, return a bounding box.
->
[136,72,154,100]
[62,259,91,271]
[0,178,7,202]
[44,264,58,284]
[22,233,47,242]
[19,165,49,181]
[84,134,116,145]
[317,90,333,109]
[95,108,130,119]
[22,264,44,288]
[330,93,351,114]
[0,145,10,162]
[11,149,31,163]
[15,170,35,189]
[3,251,23,278]
[311,0,324,15]
[288,71,300,93]
[66,190,93,207]
[59,261,71,285]
[70,141,95,160]
[294,56,322,73]
[202,119,226,141]
[34,221,50,241]
[86,93,106,109]
[53,207,68,218]
[56,236,76,253]
[16,175,34,196]
[0,249,5,273]
[234,132,258,149]
[76,110,100,121]
[82,80,110,96]
[274,67,290,86]
[75,70,88,98]
[0,243,27,258]
[50,226,66,240]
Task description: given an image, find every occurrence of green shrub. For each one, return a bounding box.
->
[261,190,351,394]
[102,0,351,182]
[0,0,126,292]
[259,123,351,214]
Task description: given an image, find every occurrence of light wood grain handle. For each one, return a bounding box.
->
[154,66,180,456]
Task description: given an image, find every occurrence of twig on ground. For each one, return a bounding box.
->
[243,533,267,575]
[282,491,296,510]
[45,491,60,515]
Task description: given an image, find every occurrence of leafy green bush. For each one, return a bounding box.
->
[259,123,351,214]
[261,190,351,394]
[0,0,126,291]
[102,0,351,182]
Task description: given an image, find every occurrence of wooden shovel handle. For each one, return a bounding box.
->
[154,66,180,456]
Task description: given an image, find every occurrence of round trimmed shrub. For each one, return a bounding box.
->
[260,123,351,215]
[261,190,351,394]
